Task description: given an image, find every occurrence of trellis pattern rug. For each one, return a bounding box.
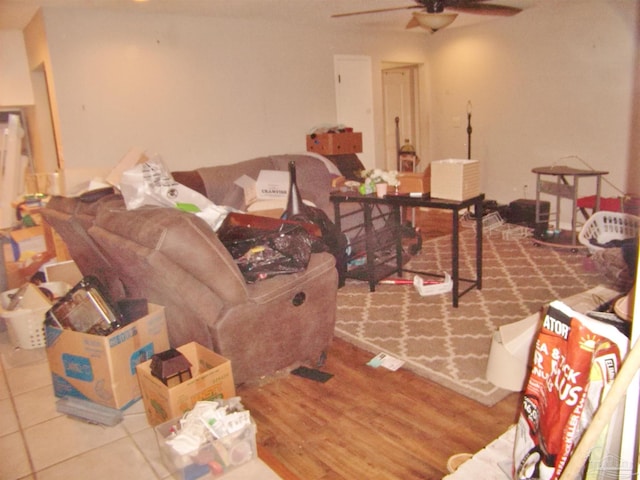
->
[335,229,608,406]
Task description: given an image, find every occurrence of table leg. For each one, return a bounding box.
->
[333,201,346,287]
[555,176,561,230]
[595,175,602,212]
[451,208,460,308]
[571,176,578,245]
[475,198,483,290]
[392,205,404,275]
[535,173,541,224]
[362,203,377,292]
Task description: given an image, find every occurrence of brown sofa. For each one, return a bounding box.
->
[41,154,340,384]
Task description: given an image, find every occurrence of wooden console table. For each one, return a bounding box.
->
[532,166,608,246]
[330,191,484,307]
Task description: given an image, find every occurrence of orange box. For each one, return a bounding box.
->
[398,167,431,194]
[306,132,362,155]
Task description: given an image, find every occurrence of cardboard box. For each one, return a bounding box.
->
[306,132,362,155]
[398,167,431,194]
[255,170,289,200]
[10,226,47,259]
[45,303,169,410]
[430,159,480,201]
[137,341,236,426]
[1,281,69,349]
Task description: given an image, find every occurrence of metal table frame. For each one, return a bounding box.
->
[330,191,484,307]
[532,166,608,246]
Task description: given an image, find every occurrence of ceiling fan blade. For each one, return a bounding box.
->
[405,17,420,29]
[331,5,421,18]
[445,2,522,16]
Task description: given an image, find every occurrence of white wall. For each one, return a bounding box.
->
[35,8,430,174]
[426,0,637,207]
[19,1,638,214]
[0,30,33,106]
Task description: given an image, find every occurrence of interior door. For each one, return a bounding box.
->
[383,66,418,171]
[334,55,375,169]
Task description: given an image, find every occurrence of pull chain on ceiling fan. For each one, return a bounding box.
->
[331,0,522,33]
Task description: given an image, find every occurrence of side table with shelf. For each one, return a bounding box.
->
[330,191,484,307]
[330,192,403,292]
[532,166,608,247]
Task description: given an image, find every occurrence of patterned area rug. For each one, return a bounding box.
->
[335,229,609,406]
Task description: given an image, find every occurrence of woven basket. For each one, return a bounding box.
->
[578,211,640,253]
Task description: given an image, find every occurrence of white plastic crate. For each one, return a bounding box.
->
[578,211,640,254]
[501,224,533,240]
[461,211,504,236]
[0,282,70,349]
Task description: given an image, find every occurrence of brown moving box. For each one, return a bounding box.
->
[306,132,363,155]
[398,167,431,194]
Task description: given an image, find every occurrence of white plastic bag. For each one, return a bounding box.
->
[119,155,233,231]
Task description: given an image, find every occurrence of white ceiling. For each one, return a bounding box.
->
[0,0,536,33]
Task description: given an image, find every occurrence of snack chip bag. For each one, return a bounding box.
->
[513,301,628,480]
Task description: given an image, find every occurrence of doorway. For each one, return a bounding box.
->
[382,64,421,171]
[334,55,375,169]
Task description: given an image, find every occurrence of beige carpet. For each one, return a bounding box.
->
[335,228,610,406]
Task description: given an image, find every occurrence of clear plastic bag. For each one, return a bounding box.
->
[119,155,234,231]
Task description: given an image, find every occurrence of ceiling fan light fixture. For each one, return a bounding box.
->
[412,12,458,32]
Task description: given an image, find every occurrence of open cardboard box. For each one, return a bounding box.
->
[136,341,236,426]
[45,303,169,410]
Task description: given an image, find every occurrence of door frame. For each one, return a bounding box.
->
[382,62,423,172]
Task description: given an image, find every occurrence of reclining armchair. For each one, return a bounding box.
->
[41,192,338,385]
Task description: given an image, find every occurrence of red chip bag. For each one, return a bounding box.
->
[513,301,628,480]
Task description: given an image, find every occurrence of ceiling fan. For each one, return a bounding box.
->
[331,0,522,33]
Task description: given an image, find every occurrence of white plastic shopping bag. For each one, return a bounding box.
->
[119,155,234,231]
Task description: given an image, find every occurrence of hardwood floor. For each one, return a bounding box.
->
[238,338,520,480]
[238,207,522,479]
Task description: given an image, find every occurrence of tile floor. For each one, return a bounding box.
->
[0,324,173,480]
[0,325,279,480]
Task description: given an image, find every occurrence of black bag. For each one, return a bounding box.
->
[218,214,321,283]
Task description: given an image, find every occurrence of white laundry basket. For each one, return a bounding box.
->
[578,211,640,254]
[0,282,70,349]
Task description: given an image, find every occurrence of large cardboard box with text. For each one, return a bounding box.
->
[136,341,236,426]
[45,303,169,410]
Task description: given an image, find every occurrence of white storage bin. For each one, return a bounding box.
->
[155,416,257,480]
[0,282,70,349]
[430,159,480,201]
[578,211,640,254]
